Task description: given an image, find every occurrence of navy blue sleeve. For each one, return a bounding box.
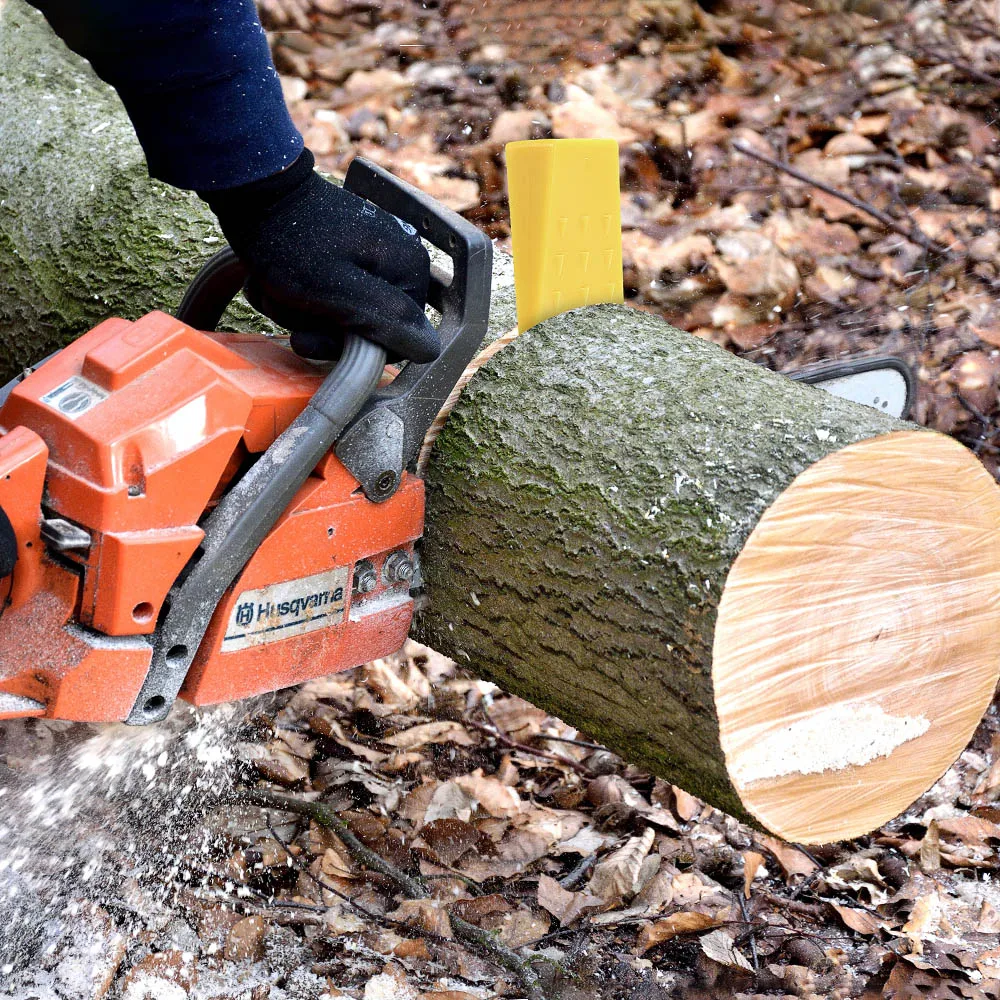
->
[27,0,304,192]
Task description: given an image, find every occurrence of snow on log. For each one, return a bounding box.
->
[3,0,999,842]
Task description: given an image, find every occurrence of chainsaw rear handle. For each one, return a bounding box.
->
[177,156,493,502]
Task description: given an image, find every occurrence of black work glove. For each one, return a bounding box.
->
[201,149,439,364]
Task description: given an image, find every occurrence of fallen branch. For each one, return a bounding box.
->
[247,787,544,998]
[731,139,953,258]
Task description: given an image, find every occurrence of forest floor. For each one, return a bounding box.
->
[5,0,1000,998]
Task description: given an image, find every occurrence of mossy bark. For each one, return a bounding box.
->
[0,1,908,816]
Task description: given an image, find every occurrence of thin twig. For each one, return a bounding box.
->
[535,734,609,752]
[247,787,543,998]
[731,139,952,258]
[736,892,760,973]
[264,823,427,933]
[559,852,599,890]
[907,40,1000,87]
[467,715,593,777]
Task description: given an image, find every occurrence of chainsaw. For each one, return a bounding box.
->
[0,158,491,726]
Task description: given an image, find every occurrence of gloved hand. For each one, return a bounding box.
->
[201,149,439,364]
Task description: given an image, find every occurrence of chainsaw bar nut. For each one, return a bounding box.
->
[353,560,379,595]
[382,550,415,586]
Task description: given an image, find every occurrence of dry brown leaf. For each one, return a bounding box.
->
[424,782,477,824]
[769,215,861,257]
[238,742,309,786]
[550,84,636,143]
[971,323,1000,350]
[487,696,549,741]
[948,352,1000,413]
[920,820,942,872]
[700,928,753,971]
[388,899,454,940]
[449,894,511,927]
[672,786,701,821]
[320,845,355,879]
[834,113,891,135]
[976,900,1000,934]
[670,871,724,907]
[636,911,722,955]
[385,721,475,750]
[398,781,437,827]
[725,320,781,350]
[224,916,266,962]
[537,874,605,925]
[972,739,1000,803]
[825,858,890,905]
[626,232,716,278]
[903,890,943,951]
[308,715,387,764]
[421,818,485,866]
[824,132,879,157]
[977,946,1000,981]
[714,232,800,302]
[123,952,197,995]
[742,851,765,899]
[633,859,676,914]
[490,907,550,948]
[453,770,522,817]
[830,902,884,936]
[589,827,656,902]
[363,659,423,708]
[585,774,650,810]
[552,826,615,856]
[757,835,819,880]
[934,815,1000,845]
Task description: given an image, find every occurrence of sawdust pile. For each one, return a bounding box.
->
[0,703,248,997]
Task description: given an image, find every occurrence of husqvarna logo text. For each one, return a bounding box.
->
[222,567,349,652]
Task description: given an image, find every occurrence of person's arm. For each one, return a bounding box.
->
[28,0,440,362]
[27,0,301,190]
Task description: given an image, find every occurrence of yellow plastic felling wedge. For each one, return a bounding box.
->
[506,138,624,334]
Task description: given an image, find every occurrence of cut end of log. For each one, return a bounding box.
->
[713,431,1000,844]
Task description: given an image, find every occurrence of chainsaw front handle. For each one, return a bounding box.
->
[126,333,386,724]
[177,157,493,503]
[333,158,492,501]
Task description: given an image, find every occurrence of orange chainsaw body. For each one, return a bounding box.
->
[0,310,423,722]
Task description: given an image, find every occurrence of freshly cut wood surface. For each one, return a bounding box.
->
[714,431,1000,843]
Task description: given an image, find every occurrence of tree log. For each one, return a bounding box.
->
[3,1,1000,843]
